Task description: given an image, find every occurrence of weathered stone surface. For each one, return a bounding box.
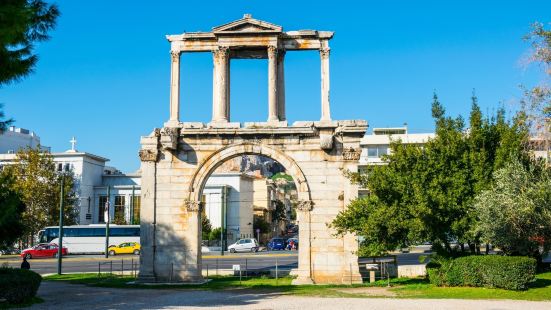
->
[139,121,366,285]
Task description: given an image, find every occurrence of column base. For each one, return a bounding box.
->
[208,121,240,129]
[164,119,181,127]
[292,276,314,285]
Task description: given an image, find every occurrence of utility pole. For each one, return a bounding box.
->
[57,176,64,275]
[105,186,110,258]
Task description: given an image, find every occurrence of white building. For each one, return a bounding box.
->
[202,172,255,244]
[0,134,141,226]
[0,126,49,153]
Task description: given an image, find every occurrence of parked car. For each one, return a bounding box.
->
[267,237,286,251]
[20,243,68,259]
[228,238,259,253]
[108,242,141,256]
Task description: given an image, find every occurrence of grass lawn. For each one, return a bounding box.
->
[43,272,551,301]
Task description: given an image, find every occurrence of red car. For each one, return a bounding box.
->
[21,243,68,259]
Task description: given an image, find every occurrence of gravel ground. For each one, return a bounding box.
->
[30,281,551,310]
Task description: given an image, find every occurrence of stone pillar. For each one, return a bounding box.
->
[292,200,314,285]
[320,48,331,121]
[212,47,229,122]
[267,46,279,122]
[277,50,286,121]
[168,50,181,126]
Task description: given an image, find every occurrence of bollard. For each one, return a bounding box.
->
[245,258,248,277]
[239,268,242,284]
[216,258,219,276]
[110,260,113,275]
[131,258,134,278]
[206,264,209,280]
[98,262,100,277]
[121,259,124,277]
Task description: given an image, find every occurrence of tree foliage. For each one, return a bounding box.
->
[2,146,77,243]
[474,159,551,259]
[0,0,59,86]
[332,94,529,257]
[0,103,14,133]
[0,173,25,249]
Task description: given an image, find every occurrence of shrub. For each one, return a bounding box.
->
[0,267,42,303]
[427,255,536,290]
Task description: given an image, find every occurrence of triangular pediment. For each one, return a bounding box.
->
[213,14,282,34]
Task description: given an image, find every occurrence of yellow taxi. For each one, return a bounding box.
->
[108,242,140,256]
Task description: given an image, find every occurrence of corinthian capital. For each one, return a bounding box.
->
[296,200,314,212]
[184,200,201,213]
[170,50,181,62]
[213,46,229,60]
[267,45,278,59]
[320,48,330,59]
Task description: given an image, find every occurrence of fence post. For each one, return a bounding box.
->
[170,263,174,283]
[275,258,278,285]
[350,263,352,285]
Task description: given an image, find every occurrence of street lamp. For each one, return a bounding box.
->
[104,186,110,258]
[57,175,64,275]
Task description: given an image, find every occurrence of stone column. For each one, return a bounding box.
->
[168,50,181,126]
[277,50,286,121]
[212,47,229,122]
[292,200,314,285]
[267,46,279,122]
[320,48,331,121]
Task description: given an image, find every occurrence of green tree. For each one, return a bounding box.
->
[3,146,77,244]
[332,94,529,257]
[474,160,551,262]
[201,216,212,240]
[253,217,270,234]
[0,104,14,133]
[0,0,59,85]
[0,172,25,250]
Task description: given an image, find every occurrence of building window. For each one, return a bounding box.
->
[57,163,63,172]
[367,145,389,158]
[131,196,141,224]
[64,163,71,171]
[98,196,107,223]
[114,195,126,224]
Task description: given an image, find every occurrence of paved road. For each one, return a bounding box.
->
[1,251,427,275]
[30,281,551,310]
[1,251,426,275]
[1,252,299,275]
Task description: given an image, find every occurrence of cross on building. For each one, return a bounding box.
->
[69,137,77,152]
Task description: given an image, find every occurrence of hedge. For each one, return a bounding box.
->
[426,255,536,290]
[0,267,42,303]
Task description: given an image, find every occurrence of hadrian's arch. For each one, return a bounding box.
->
[138,14,367,285]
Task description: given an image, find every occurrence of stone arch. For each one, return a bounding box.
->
[188,143,311,203]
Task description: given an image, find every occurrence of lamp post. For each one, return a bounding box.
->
[104,186,110,258]
[57,175,64,275]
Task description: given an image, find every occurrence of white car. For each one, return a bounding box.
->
[228,238,259,253]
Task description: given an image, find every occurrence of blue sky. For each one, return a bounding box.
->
[1,1,549,172]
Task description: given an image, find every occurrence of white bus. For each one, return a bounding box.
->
[38,225,140,254]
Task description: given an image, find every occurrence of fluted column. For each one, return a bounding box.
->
[320,48,331,121]
[277,50,286,121]
[168,50,181,125]
[212,47,229,122]
[267,46,279,122]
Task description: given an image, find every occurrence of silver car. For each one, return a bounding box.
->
[228,238,259,253]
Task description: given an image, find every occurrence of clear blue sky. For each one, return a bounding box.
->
[1,1,549,172]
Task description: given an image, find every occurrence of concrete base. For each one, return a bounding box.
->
[292,276,314,285]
